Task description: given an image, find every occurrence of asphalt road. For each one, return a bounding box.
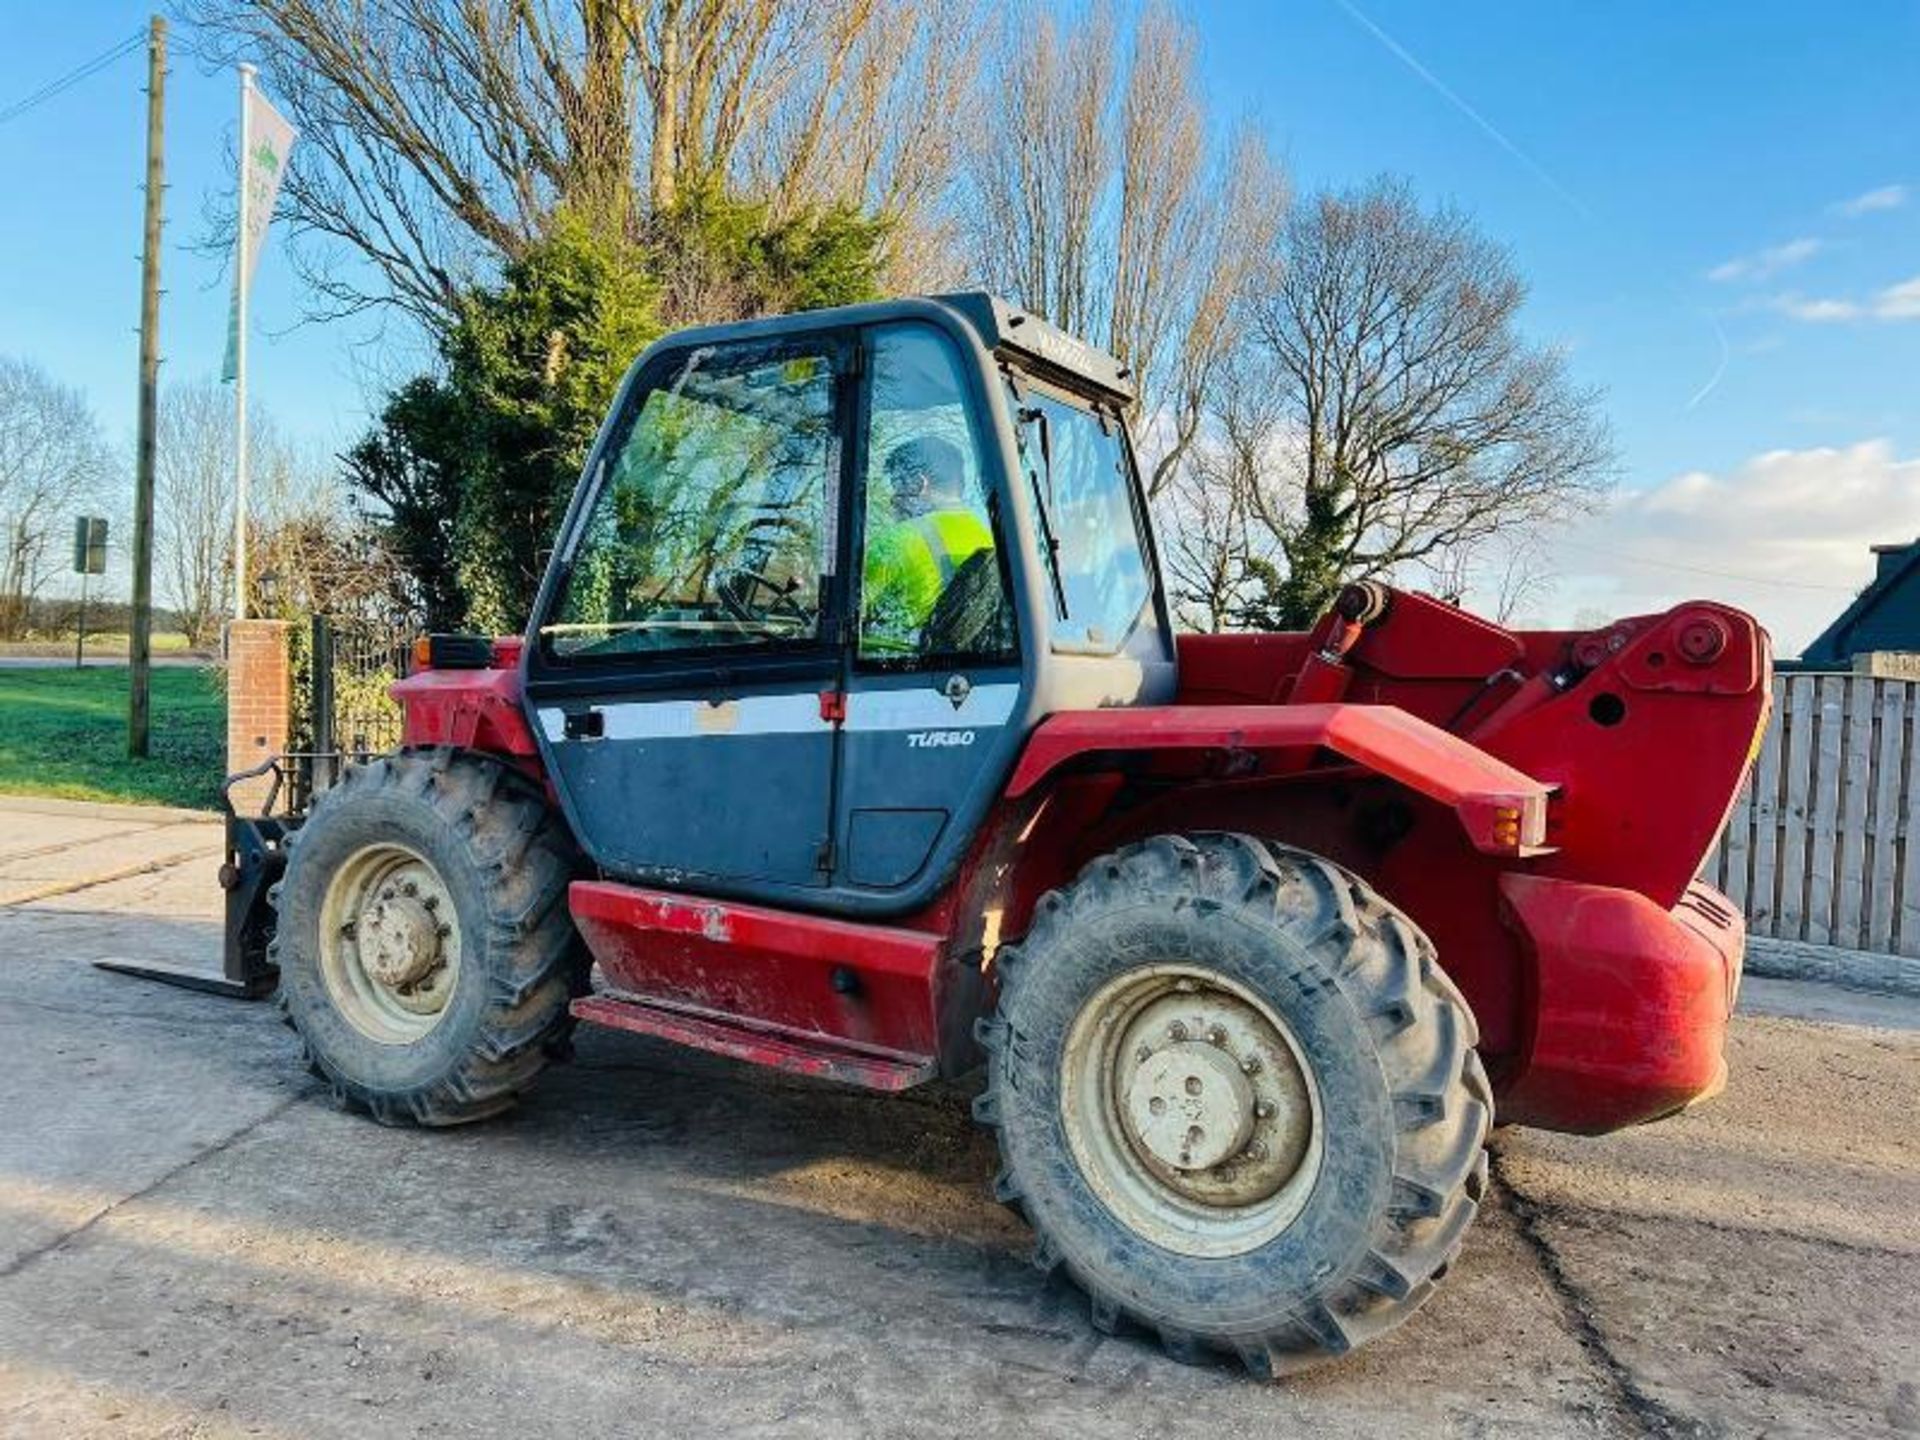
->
[2,796,1916,1438]
[0,654,206,669]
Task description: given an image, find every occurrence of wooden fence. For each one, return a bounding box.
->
[1707,672,1920,957]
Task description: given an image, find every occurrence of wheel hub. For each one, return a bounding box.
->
[358,892,442,989]
[317,844,462,1043]
[1061,965,1325,1257]
[1121,1041,1255,1171]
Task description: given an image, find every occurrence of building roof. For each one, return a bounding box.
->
[1799,538,1920,665]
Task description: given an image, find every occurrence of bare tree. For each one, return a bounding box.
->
[738,1,986,288]
[1237,178,1613,628]
[182,0,981,327]
[1161,463,1250,634]
[0,358,112,639]
[155,380,237,648]
[962,2,1286,495]
[1157,355,1282,632]
[1424,531,1556,625]
[247,431,411,625]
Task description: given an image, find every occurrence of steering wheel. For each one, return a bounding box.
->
[717,568,812,629]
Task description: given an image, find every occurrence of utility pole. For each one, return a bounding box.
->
[129,14,164,759]
[75,569,89,670]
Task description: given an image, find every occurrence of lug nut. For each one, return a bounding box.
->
[423,895,439,912]
[1136,1044,1153,1063]
[1241,1056,1262,1076]
[436,923,452,939]
[1245,1141,1268,1162]
[1207,1026,1228,1046]
[1254,1101,1274,1119]
[1184,1076,1202,1096]
[1167,1021,1188,1041]
[403,881,418,897]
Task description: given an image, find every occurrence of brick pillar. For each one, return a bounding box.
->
[226,618,292,814]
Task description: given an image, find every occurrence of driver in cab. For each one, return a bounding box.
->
[863,436,993,644]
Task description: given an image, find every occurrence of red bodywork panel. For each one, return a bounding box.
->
[572,994,934,1090]
[392,593,1771,1136]
[1496,874,1743,1131]
[390,636,544,783]
[1006,702,1553,855]
[569,880,946,1074]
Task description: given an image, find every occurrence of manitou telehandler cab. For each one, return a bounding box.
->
[255,293,1769,1375]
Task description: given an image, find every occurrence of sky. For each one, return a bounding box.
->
[1,1,1916,651]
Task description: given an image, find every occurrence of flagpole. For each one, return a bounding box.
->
[232,62,254,620]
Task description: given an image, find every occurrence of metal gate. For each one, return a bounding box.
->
[309,614,415,791]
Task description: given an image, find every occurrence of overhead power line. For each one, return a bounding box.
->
[0,30,145,129]
[1552,538,1863,594]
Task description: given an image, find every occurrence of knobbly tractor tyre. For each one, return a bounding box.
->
[273,749,584,1126]
[975,833,1490,1376]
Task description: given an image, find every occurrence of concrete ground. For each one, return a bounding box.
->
[1,796,1916,1438]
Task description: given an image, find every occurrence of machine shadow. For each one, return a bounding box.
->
[2,932,1591,1424]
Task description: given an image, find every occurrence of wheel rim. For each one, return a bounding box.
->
[1060,964,1324,1259]
[316,842,462,1044]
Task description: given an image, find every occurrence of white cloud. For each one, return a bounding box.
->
[1834,184,1909,217]
[1767,273,1920,324]
[1874,275,1920,319]
[1529,441,1920,655]
[1769,294,1863,322]
[1707,237,1822,284]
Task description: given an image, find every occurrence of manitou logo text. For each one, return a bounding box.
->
[906,729,976,749]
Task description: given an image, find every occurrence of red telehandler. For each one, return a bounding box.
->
[211,295,1771,1374]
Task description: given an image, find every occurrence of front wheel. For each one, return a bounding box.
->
[273,749,584,1126]
[975,833,1490,1376]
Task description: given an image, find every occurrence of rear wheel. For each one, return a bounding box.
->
[976,833,1489,1376]
[274,749,584,1126]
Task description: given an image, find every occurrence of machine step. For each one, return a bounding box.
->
[571,992,938,1091]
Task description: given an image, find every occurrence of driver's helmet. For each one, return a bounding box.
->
[886,436,966,520]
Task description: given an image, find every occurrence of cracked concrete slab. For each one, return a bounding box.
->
[1496,1015,1920,1438]
[0,827,221,894]
[0,798,222,909]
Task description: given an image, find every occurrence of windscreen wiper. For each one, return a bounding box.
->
[1017,405,1070,622]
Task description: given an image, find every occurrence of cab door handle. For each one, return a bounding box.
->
[563,709,605,740]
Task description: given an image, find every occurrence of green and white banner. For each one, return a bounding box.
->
[221,85,296,382]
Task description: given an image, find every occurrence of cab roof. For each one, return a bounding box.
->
[650,291,1137,405]
[927,293,1137,404]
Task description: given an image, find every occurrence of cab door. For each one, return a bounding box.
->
[834,321,1026,898]
[524,336,852,894]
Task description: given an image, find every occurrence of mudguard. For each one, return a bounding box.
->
[1005,702,1555,856]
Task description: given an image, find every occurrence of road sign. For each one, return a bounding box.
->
[72,516,108,576]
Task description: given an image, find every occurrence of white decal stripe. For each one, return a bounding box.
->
[539,692,829,742]
[844,682,1019,732]
[540,681,1020,743]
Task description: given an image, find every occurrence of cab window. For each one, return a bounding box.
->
[859,324,1014,666]
[543,347,838,660]
[1011,384,1152,654]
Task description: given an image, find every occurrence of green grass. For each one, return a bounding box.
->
[0,666,225,810]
